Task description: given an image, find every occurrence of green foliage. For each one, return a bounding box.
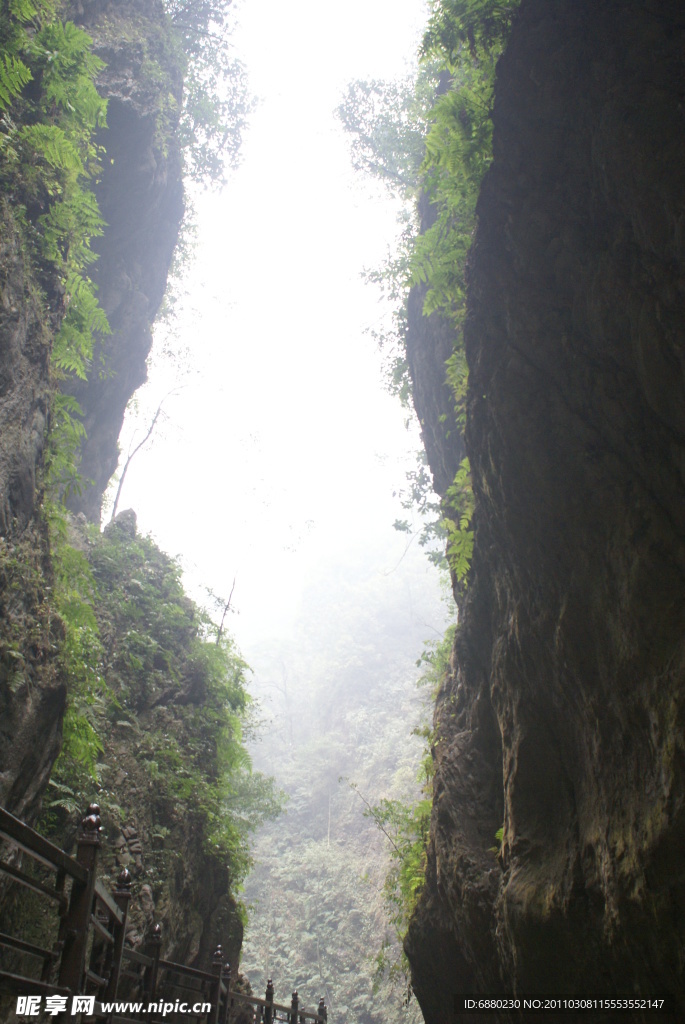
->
[0,2,110,497]
[489,825,504,854]
[0,523,58,701]
[1,4,267,913]
[407,0,518,584]
[163,0,253,185]
[346,619,456,997]
[35,19,106,125]
[8,0,57,22]
[0,499,104,785]
[336,70,440,200]
[444,456,474,583]
[408,0,519,335]
[340,0,519,585]
[43,395,87,499]
[48,525,283,885]
[352,782,431,943]
[0,51,31,108]
[43,502,109,777]
[360,224,415,409]
[422,0,518,64]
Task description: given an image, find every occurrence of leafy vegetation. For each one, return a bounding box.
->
[239,539,451,1022]
[354,620,456,994]
[1,0,276,944]
[48,512,106,774]
[339,0,519,586]
[0,0,110,499]
[0,0,255,765]
[45,520,282,891]
[337,70,439,201]
[0,520,61,705]
[0,2,114,804]
[328,1,519,1008]
[164,0,253,185]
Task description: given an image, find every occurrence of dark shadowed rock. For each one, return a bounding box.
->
[0,209,55,539]
[406,195,465,499]
[104,507,137,538]
[0,0,182,827]
[406,1,685,1018]
[66,0,185,522]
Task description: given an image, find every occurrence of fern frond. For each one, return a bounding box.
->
[0,54,32,110]
[9,0,38,21]
[19,122,84,175]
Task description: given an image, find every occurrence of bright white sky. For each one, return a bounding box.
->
[106,0,436,648]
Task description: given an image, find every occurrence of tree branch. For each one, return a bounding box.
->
[110,388,180,522]
[216,576,236,644]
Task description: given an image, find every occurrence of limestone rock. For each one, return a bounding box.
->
[406,1,685,1017]
[65,0,185,522]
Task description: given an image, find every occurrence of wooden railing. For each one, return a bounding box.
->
[0,805,328,1024]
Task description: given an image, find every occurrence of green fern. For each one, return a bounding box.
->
[0,53,31,109]
[19,122,84,178]
[489,825,504,855]
[38,191,106,282]
[35,20,107,130]
[45,779,79,814]
[443,457,475,582]
[9,0,58,23]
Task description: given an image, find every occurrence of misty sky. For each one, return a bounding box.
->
[106,0,442,649]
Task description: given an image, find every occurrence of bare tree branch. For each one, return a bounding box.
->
[110,388,181,522]
[216,576,236,644]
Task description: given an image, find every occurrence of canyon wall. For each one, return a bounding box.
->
[0,0,183,821]
[0,0,242,982]
[406,1,685,1019]
[67,0,185,521]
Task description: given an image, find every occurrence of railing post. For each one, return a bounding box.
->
[219,955,231,1024]
[209,945,224,1024]
[289,991,299,1024]
[317,998,327,1024]
[57,804,102,993]
[103,868,132,1001]
[144,923,162,1001]
[264,979,274,1024]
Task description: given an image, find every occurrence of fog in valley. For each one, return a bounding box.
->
[110,1,450,1020]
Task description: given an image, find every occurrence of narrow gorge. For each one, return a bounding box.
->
[1,1,684,1022]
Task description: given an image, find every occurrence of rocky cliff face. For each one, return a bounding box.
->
[64,512,245,974]
[67,0,185,521]
[0,0,183,821]
[405,1,685,1018]
[0,205,54,539]
[0,213,64,821]
[0,0,249,993]
[0,512,247,998]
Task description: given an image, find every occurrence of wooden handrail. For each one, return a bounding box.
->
[231,991,326,1022]
[0,857,69,908]
[0,931,56,962]
[95,877,126,925]
[0,806,88,882]
[90,912,116,945]
[0,802,330,1024]
[0,970,71,996]
[158,958,221,982]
